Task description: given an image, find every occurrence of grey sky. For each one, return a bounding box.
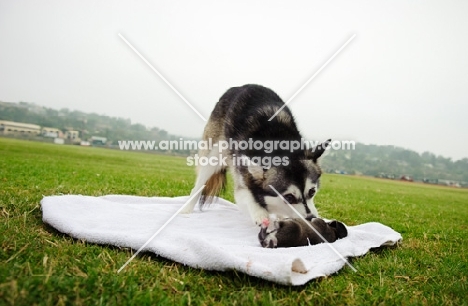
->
[0,0,467,160]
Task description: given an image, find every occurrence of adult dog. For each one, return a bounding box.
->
[181,84,330,225]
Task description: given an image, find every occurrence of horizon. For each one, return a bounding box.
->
[1,99,466,162]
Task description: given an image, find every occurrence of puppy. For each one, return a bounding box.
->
[181,84,330,225]
[258,217,348,248]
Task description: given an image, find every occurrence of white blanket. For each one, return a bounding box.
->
[41,195,402,286]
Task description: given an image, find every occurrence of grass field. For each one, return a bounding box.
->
[1,137,467,305]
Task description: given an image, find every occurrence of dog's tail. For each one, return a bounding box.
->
[199,168,227,206]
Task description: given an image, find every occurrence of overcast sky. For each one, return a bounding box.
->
[1,0,467,160]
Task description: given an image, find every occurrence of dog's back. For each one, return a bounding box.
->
[209,84,299,145]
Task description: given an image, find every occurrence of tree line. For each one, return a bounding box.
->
[1,101,467,183]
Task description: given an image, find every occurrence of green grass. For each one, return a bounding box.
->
[0,137,467,305]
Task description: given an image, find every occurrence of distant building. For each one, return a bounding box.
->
[42,127,63,138]
[64,130,79,140]
[0,120,41,135]
[90,136,107,145]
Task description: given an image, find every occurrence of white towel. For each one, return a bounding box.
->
[41,195,402,286]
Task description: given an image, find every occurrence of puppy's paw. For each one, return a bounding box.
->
[258,219,280,248]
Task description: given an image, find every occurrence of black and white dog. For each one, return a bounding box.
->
[181,84,330,226]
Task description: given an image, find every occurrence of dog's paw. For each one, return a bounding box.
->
[179,206,193,214]
[258,219,280,248]
[179,195,199,214]
[251,208,270,226]
[179,201,196,214]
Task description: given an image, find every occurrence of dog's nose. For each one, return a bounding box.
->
[305,214,316,221]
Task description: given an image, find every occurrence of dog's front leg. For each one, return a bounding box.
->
[234,188,269,225]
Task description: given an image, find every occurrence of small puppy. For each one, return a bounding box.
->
[258,217,348,248]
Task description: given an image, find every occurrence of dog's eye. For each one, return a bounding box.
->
[308,188,316,198]
[283,194,297,204]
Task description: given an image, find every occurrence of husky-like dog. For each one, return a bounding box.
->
[181,84,330,225]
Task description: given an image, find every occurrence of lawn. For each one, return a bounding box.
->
[0,137,466,305]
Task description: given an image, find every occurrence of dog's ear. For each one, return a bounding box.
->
[328,220,348,239]
[310,139,331,163]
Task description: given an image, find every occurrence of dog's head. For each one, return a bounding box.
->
[246,139,330,219]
